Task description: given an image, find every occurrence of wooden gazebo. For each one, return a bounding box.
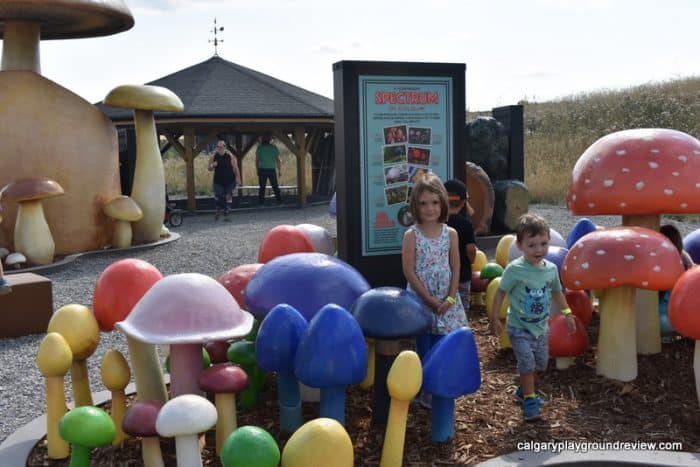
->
[98,55,335,211]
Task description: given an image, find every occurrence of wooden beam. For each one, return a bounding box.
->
[163,131,186,157]
[183,128,196,212]
[193,130,220,157]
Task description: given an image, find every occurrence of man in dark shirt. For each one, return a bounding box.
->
[444,179,477,311]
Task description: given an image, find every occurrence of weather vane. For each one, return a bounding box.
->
[209,18,224,56]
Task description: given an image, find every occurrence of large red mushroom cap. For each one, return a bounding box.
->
[668,267,700,340]
[567,129,700,215]
[549,314,588,358]
[561,227,684,291]
[217,263,263,307]
[258,225,314,263]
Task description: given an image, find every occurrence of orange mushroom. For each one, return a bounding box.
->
[567,128,700,355]
[561,227,684,381]
[668,267,700,404]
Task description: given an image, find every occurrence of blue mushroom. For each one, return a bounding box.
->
[351,287,432,425]
[566,218,597,249]
[683,228,700,264]
[256,304,308,433]
[422,327,481,442]
[294,303,367,425]
[545,245,569,274]
[244,253,370,321]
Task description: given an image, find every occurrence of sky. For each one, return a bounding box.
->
[6,0,698,111]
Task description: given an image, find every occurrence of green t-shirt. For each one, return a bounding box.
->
[256,144,279,169]
[498,256,562,337]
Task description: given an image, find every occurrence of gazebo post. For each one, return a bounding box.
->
[294,128,308,207]
[183,128,196,212]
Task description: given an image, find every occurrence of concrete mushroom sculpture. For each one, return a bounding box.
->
[257,224,314,263]
[103,195,143,248]
[116,273,254,397]
[245,252,370,322]
[220,426,280,467]
[548,314,588,369]
[218,263,264,307]
[281,418,353,467]
[1,177,64,265]
[567,128,700,355]
[668,267,700,404]
[122,400,165,467]
[350,287,432,425]
[100,349,130,445]
[561,227,684,381]
[103,85,184,243]
[294,303,367,425]
[256,303,308,433]
[59,406,116,467]
[295,223,335,255]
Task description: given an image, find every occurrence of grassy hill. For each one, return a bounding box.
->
[507,77,700,203]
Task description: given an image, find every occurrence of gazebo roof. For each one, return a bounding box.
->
[97,55,334,122]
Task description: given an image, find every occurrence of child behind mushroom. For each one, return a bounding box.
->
[489,213,575,421]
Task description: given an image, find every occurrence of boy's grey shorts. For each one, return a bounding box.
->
[507,325,549,374]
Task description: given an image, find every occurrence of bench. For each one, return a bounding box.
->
[0,273,53,338]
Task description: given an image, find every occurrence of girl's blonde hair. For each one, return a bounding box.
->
[409,172,448,224]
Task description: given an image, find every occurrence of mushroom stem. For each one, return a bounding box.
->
[319,385,346,426]
[1,20,40,72]
[277,370,302,433]
[622,214,662,355]
[46,376,69,459]
[169,343,204,397]
[430,395,455,443]
[380,399,410,467]
[71,360,94,407]
[126,337,168,402]
[14,198,55,265]
[131,108,166,243]
[69,444,91,467]
[597,287,637,382]
[213,393,236,456]
[555,357,575,370]
[112,220,133,249]
[174,434,203,467]
[359,338,375,390]
[141,437,165,467]
[110,389,127,445]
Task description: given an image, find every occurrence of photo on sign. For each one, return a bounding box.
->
[383,144,407,164]
[408,165,430,184]
[384,164,409,185]
[385,184,408,206]
[407,146,431,165]
[408,127,431,145]
[383,124,408,144]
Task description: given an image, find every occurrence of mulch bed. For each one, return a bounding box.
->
[28,306,700,466]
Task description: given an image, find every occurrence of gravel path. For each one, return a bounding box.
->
[2,203,700,443]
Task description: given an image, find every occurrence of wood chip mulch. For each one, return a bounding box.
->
[28,305,700,466]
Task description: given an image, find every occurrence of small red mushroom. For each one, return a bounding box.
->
[668,267,700,404]
[122,400,164,467]
[549,314,588,369]
[561,227,684,381]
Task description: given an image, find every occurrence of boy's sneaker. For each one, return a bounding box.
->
[514,386,545,406]
[523,397,541,421]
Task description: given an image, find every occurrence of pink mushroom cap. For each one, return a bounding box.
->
[116,273,254,344]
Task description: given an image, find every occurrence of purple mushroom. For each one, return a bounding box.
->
[422,327,481,442]
[294,303,367,425]
[683,228,700,264]
[350,287,432,425]
[566,218,598,249]
[122,400,164,467]
[256,303,308,433]
[244,252,370,321]
[116,273,254,397]
[544,245,569,275]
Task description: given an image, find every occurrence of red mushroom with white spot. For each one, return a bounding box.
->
[567,128,700,355]
[668,267,700,404]
[548,314,588,369]
[561,227,684,381]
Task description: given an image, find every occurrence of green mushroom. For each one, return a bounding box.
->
[59,406,116,467]
[227,340,266,408]
[220,426,280,467]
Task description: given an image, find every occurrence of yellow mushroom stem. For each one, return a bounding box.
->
[127,336,168,402]
[112,219,133,249]
[1,20,40,72]
[110,388,127,445]
[71,360,94,407]
[45,376,69,459]
[142,437,165,467]
[14,198,55,266]
[597,287,637,382]
[214,393,237,456]
[359,338,375,390]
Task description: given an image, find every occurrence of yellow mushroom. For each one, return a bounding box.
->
[359,337,375,390]
[36,332,72,459]
[495,234,515,268]
[380,350,422,467]
[103,196,143,248]
[101,349,131,445]
[281,418,353,467]
[47,304,100,406]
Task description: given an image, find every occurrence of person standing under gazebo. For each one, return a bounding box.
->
[208,140,241,220]
[255,133,282,205]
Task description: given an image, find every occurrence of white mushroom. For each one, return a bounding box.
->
[155,394,217,467]
[5,252,27,269]
[103,85,184,243]
[103,195,143,248]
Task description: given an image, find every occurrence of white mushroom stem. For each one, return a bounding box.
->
[622,214,662,355]
[1,20,40,72]
[597,287,637,382]
[169,343,204,397]
[555,357,575,370]
[127,337,168,402]
[14,199,55,265]
[112,220,133,249]
[174,434,203,467]
[131,109,166,243]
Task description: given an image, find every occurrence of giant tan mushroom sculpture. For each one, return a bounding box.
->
[1,178,64,265]
[103,85,184,243]
[0,1,133,257]
[567,128,700,355]
[561,227,684,381]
